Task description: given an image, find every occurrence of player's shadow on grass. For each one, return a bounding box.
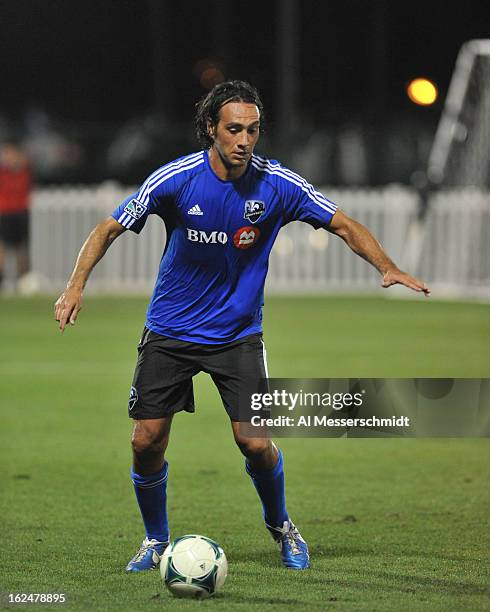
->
[366,570,490,597]
[227,548,283,567]
[221,593,312,606]
[328,543,483,564]
[229,544,332,567]
[229,546,488,598]
[294,565,489,598]
[282,574,489,599]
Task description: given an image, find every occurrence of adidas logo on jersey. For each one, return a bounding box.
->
[187,204,203,215]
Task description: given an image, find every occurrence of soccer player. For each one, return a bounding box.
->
[54,80,430,572]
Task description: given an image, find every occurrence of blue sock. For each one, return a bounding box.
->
[245,448,289,530]
[130,462,169,543]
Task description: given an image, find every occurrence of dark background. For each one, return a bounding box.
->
[1,0,488,184]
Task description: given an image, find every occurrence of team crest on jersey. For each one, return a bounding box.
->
[128,386,138,411]
[124,199,147,220]
[233,226,261,249]
[244,200,265,224]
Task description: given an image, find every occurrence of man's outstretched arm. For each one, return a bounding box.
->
[54,217,126,332]
[327,209,430,296]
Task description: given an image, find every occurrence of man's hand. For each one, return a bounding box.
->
[54,287,83,332]
[329,210,430,297]
[382,268,431,296]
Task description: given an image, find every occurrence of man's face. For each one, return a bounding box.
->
[209,102,260,168]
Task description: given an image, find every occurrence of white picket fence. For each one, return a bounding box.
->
[30,183,490,299]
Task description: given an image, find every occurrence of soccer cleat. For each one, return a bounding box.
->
[267,520,310,570]
[126,537,168,572]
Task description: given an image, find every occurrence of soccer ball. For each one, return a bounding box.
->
[160,535,227,599]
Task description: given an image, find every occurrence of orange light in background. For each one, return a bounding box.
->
[407,78,438,106]
[200,67,224,90]
[193,59,225,90]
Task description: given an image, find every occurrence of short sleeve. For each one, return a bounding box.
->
[280,168,337,229]
[111,166,177,234]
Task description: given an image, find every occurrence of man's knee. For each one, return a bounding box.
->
[131,432,163,456]
[234,434,271,459]
[131,419,171,457]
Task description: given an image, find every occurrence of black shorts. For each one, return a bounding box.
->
[0,211,29,246]
[128,328,269,422]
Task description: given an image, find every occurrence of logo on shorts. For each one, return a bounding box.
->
[233,226,261,249]
[129,386,138,411]
[124,199,147,220]
[244,200,265,223]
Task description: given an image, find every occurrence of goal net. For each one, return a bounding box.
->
[402,40,490,296]
[428,39,490,187]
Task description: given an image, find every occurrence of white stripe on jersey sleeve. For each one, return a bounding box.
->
[135,157,205,212]
[137,152,203,205]
[252,156,337,214]
[124,157,205,229]
[136,151,202,202]
[252,156,337,215]
[117,212,131,227]
[266,158,337,212]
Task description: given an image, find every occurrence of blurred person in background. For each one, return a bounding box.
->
[0,139,32,290]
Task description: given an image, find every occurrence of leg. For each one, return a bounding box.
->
[15,242,29,279]
[131,416,172,475]
[232,421,278,469]
[206,334,309,568]
[126,329,198,572]
[232,421,309,569]
[232,421,287,528]
[127,417,172,572]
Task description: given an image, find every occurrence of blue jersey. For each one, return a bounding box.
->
[111,151,337,343]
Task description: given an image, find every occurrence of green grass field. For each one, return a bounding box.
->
[1,295,489,610]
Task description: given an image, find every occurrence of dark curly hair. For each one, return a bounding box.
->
[195,80,264,149]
